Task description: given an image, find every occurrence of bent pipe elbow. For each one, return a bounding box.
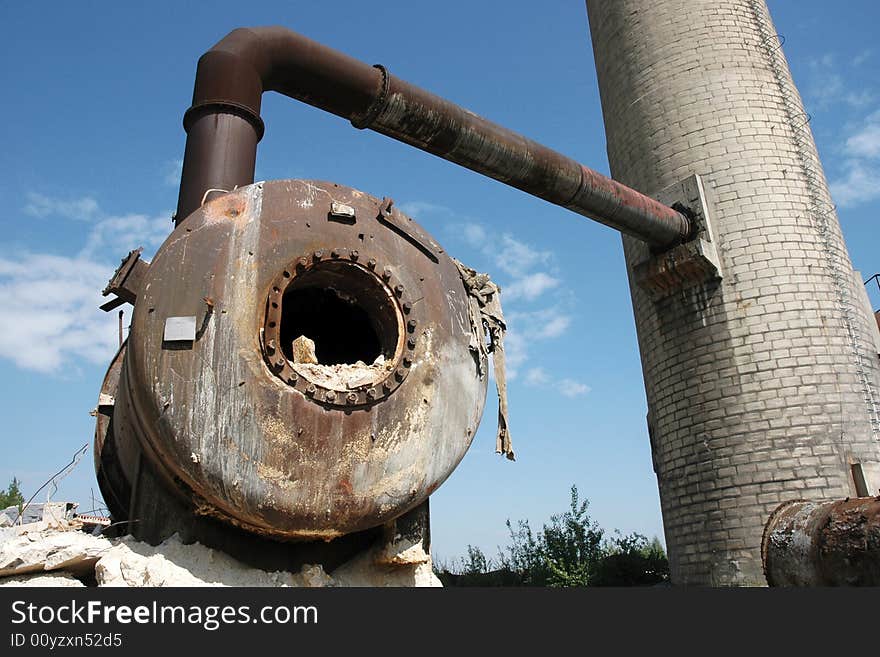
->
[175,26,689,248]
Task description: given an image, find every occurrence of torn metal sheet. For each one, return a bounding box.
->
[454,258,514,461]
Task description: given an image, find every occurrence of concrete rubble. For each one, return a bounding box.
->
[1,501,78,528]
[292,355,392,390]
[334,538,440,587]
[1,572,85,587]
[0,522,113,579]
[0,517,441,587]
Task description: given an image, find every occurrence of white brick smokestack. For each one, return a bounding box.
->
[586,0,880,585]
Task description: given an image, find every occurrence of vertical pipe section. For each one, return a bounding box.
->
[177,112,259,219]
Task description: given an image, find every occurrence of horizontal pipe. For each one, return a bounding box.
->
[176,27,690,248]
[762,497,880,586]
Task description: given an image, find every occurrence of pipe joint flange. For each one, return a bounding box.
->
[350,64,389,130]
[183,100,266,141]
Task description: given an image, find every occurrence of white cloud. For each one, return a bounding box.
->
[521,367,590,398]
[0,194,173,374]
[451,220,554,280]
[502,272,560,302]
[462,223,488,247]
[830,160,880,207]
[808,74,843,109]
[845,120,880,159]
[843,90,876,109]
[493,234,553,279]
[559,379,591,398]
[502,307,574,380]
[24,193,99,221]
[79,212,169,260]
[502,331,526,381]
[830,112,880,207]
[21,190,169,261]
[806,53,875,110]
[526,311,571,339]
[406,206,585,387]
[0,253,118,373]
[507,307,572,339]
[525,367,549,386]
[398,200,452,218]
[538,314,570,339]
[498,313,572,381]
[852,50,872,67]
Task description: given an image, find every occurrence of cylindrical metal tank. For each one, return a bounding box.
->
[97,179,488,541]
[587,0,880,585]
[762,498,880,586]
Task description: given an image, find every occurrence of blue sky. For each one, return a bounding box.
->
[1,1,878,565]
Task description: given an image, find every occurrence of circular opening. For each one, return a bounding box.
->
[279,261,400,367]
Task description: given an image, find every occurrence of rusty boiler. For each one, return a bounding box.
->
[94,177,501,560]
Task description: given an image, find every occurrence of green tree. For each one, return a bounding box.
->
[441,484,670,587]
[462,545,491,575]
[434,545,523,586]
[498,516,550,585]
[541,485,605,586]
[592,532,670,586]
[0,477,25,511]
[499,484,605,586]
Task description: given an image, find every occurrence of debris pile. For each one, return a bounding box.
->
[291,334,393,389]
[0,513,440,587]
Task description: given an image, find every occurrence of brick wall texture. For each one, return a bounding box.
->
[586,0,880,585]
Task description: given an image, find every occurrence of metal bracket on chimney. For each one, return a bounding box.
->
[631,174,722,300]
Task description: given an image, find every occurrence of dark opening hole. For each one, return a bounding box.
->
[279,262,399,366]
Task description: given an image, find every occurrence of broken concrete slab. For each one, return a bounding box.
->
[0,526,442,587]
[94,535,330,587]
[331,554,441,587]
[292,356,391,390]
[1,502,79,528]
[0,572,85,587]
[0,523,112,578]
[331,544,441,587]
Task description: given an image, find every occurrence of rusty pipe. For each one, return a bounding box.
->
[176,27,690,248]
[762,497,880,586]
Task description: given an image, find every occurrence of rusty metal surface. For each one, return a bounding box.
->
[176,111,259,225]
[110,180,487,541]
[762,497,880,586]
[99,248,149,311]
[93,342,131,521]
[176,27,690,248]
